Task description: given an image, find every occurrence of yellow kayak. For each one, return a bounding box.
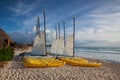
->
[59,57,102,67]
[46,60,66,67]
[68,61,102,67]
[24,59,47,68]
[23,57,66,68]
[60,57,88,63]
[23,57,55,61]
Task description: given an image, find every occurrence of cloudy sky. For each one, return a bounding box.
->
[0,0,120,45]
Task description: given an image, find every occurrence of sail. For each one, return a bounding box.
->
[51,37,64,55]
[57,37,64,54]
[31,31,45,56]
[51,35,73,56]
[51,39,58,54]
[63,35,73,56]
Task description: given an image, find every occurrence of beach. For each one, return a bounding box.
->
[0,48,120,80]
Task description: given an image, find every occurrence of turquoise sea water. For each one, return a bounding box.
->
[75,47,120,63]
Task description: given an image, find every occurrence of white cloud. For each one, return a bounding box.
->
[6,0,120,45]
[23,16,37,27]
[76,26,120,42]
[22,12,45,30]
[33,26,37,32]
[7,0,41,16]
[75,2,120,42]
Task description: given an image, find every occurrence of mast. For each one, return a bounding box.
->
[58,23,60,39]
[43,10,46,55]
[36,24,38,36]
[37,16,40,37]
[73,16,76,57]
[55,25,57,40]
[63,21,66,47]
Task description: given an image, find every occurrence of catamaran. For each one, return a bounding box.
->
[23,12,101,67]
[23,11,66,68]
[51,17,102,67]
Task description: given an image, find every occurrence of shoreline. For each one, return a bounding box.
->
[79,56,120,64]
[15,47,120,64]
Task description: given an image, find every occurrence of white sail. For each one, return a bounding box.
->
[63,35,73,56]
[51,37,64,55]
[51,39,58,54]
[51,35,73,56]
[57,37,64,54]
[31,31,45,56]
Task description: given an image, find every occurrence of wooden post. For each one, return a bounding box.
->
[63,21,66,47]
[43,10,46,55]
[58,23,60,39]
[73,16,76,57]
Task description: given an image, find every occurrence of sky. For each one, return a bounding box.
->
[0,0,120,46]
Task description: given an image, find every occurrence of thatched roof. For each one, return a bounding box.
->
[0,29,13,42]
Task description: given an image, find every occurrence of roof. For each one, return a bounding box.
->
[0,29,13,42]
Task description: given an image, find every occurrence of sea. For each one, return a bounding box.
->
[75,47,120,63]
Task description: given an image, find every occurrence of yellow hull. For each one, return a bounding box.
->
[60,57,102,67]
[23,57,66,68]
[60,57,88,63]
[68,62,102,67]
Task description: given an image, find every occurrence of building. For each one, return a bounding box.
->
[0,29,13,49]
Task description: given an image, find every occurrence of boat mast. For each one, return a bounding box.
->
[37,16,41,37]
[63,21,66,47]
[58,23,60,39]
[43,10,46,55]
[73,16,76,57]
[55,25,58,40]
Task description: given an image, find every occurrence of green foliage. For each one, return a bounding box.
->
[0,47,14,62]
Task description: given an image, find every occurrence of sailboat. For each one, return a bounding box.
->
[24,30,66,67]
[23,12,66,68]
[51,21,73,57]
[24,31,66,68]
[51,18,102,67]
[51,23,64,56]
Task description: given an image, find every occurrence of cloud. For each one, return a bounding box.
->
[75,1,120,42]
[6,0,120,45]
[22,16,37,27]
[77,40,120,47]
[7,0,41,16]
[9,31,35,43]
[22,14,45,33]
[33,26,37,32]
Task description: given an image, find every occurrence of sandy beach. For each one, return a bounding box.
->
[0,48,120,80]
